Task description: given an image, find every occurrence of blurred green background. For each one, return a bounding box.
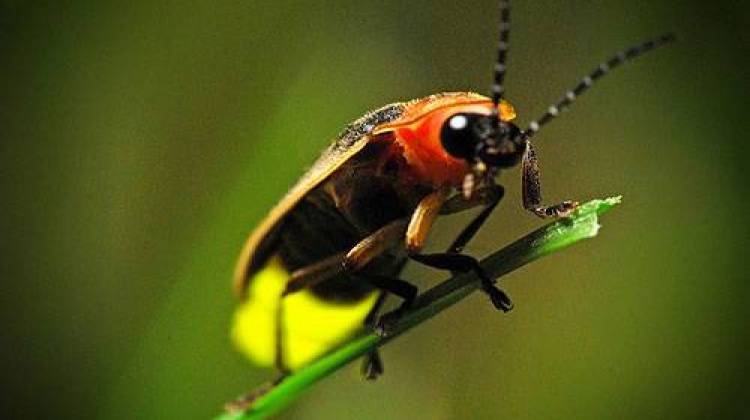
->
[2,0,748,418]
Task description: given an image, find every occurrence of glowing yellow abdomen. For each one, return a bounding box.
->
[231,258,379,371]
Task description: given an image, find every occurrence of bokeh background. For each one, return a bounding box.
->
[2,0,748,418]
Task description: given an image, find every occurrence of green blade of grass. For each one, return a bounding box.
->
[218,196,622,420]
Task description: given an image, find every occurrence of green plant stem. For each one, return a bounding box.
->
[217,196,622,420]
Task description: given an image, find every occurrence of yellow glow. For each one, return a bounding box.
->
[231,258,379,371]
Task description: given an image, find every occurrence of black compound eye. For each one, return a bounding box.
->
[440,113,482,160]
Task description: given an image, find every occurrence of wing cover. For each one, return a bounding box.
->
[233,102,406,295]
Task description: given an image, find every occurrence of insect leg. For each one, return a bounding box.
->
[344,219,409,272]
[447,184,504,253]
[224,372,288,412]
[282,217,409,296]
[362,349,384,380]
[358,274,418,310]
[278,219,416,376]
[282,252,346,296]
[405,187,451,253]
[281,217,413,299]
[275,254,349,372]
[357,274,420,380]
[522,140,578,218]
[409,253,512,312]
[361,293,387,380]
[423,184,504,244]
[406,186,511,311]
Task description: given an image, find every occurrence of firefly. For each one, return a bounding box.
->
[230,0,674,400]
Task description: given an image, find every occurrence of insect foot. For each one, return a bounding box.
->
[533,200,579,218]
[361,350,384,380]
[374,310,403,338]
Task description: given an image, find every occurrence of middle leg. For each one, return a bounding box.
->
[406,184,513,311]
[279,218,416,377]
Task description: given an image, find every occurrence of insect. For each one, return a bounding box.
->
[231,0,673,395]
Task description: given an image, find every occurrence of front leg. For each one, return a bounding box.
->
[522,140,578,218]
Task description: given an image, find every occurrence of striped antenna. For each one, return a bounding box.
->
[489,0,511,132]
[525,33,676,138]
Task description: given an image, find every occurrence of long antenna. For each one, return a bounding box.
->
[525,33,676,138]
[489,0,511,133]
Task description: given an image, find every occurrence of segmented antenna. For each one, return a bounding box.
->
[525,33,676,138]
[489,0,511,132]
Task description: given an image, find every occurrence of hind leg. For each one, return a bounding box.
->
[357,273,421,378]
[360,293,387,379]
